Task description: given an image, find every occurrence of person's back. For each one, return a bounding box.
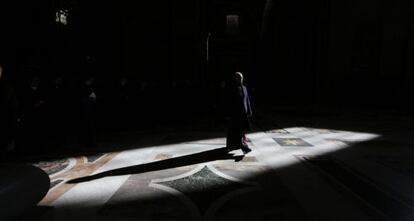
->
[225,72,252,154]
[0,65,18,156]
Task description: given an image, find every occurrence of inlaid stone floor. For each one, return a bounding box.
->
[30,113,414,221]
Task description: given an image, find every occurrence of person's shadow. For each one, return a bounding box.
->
[68,147,244,183]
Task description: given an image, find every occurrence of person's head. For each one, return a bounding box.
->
[53,76,63,87]
[84,76,95,86]
[171,80,177,89]
[219,80,226,89]
[30,76,40,87]
[233,72,243,85]
[120,77,128,87]
[85,55,92,63]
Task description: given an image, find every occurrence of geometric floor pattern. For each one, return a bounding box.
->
[273,138,313,147]
[30,122,414,221]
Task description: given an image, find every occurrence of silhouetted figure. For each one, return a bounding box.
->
[78,76,97,148]
[167,80,179,123]
[0,65,18,159]
[149,81,162,124]
[114,77,133,130]
[46,76,67,147]
[225,72,252,154]
[19,75,47,153]
[137,81,150,128]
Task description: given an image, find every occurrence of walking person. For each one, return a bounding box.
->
[0,64,19,159]
[225,72,253,154]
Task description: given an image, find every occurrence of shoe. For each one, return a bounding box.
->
[241,146,252,154]
[226,146,239,152]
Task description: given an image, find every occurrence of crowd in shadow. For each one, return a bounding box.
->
[0,63,230,162]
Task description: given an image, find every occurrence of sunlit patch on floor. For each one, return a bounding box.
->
[31,126,385,221]
[273,138,313,147]
[265,129,289,134]
[35,153,119,205]
[155,154,173,161]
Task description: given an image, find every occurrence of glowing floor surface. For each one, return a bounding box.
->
[32,113,414,221]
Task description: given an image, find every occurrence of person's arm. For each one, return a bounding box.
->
[245,87,253,117]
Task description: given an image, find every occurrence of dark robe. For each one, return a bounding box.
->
[0,79,18,155]
[19,84,47,152]
[78,83,97,148]
[225,83,252,148]
[45,83,68,146]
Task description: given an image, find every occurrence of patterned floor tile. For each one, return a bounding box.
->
[273,138,313,147]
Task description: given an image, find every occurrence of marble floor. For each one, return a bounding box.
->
[29,109,414,221]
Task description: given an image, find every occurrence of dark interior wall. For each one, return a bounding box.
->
[78,1,122,76]
[407,2,414,99]
[325,0,413,109]
[258,0,322,105]
[322,0,383,106]
[206,0,265,86]
[121,0,205,83]
[0,1,55,74]
[379,0,413,107]
[0,0,121,79]
[260,0,414,111]
[121,1,170,81]
[0,0,413,111]
[120,0,264,84]
[170,0,204,82]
